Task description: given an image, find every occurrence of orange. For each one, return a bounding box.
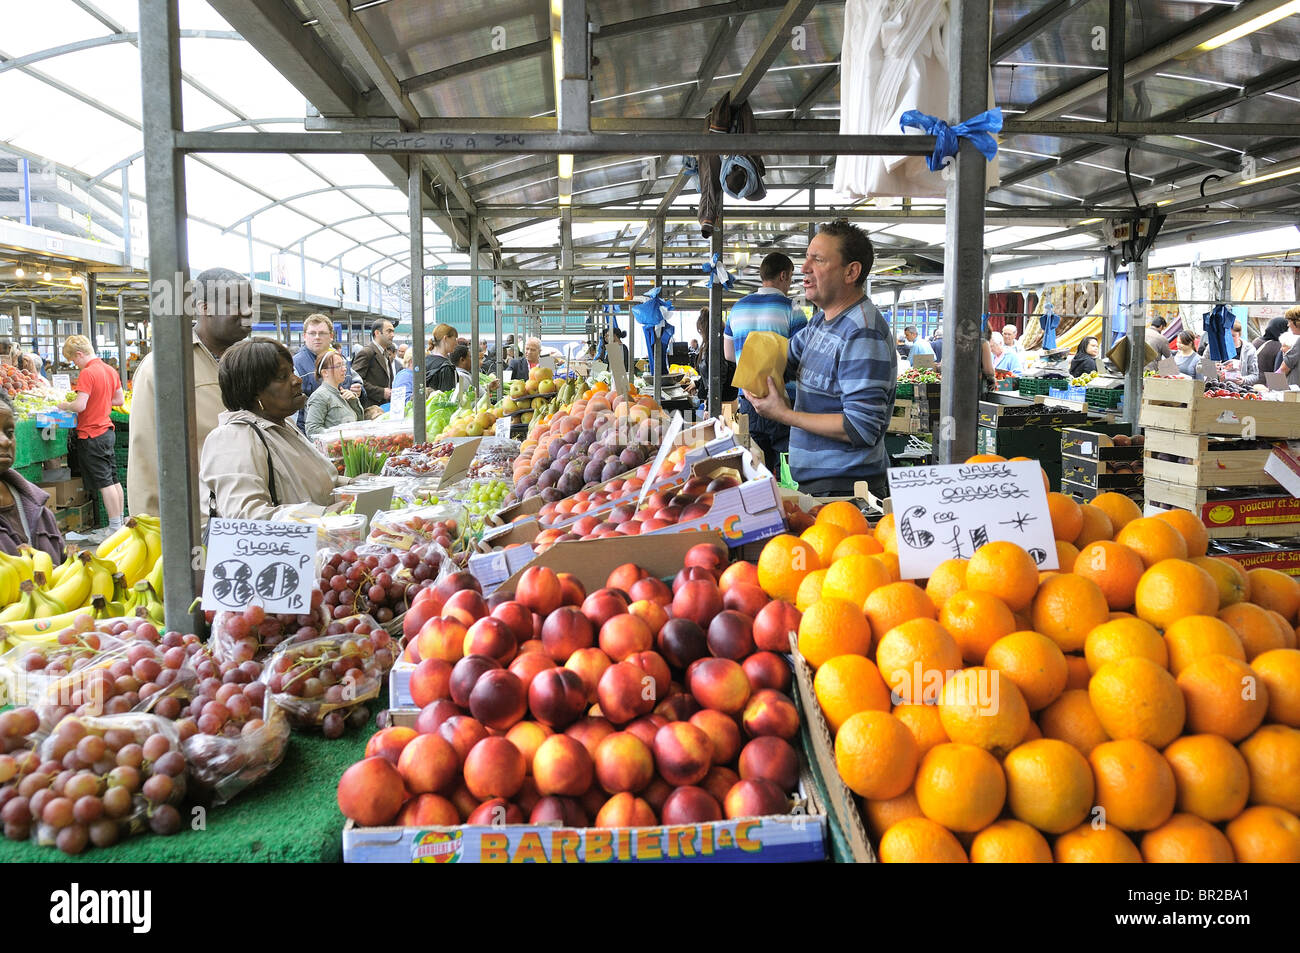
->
[1030,573,1110,653]
[862,788,922,840]
[813,654,891,733]
[1192,556,1249,607]
[1217,602,1287,661]
[914,743,1006,832]
[1089,738,1177,831]
[1269,610,1299,649]
[873,513,898,553]
[1153,508,1209,558]
[1002,738,1094,834]
[830,533,882,561]
[816,500,869,538]
[1239,724,1300,813]
[1073,541,1146,611]
[983,630,1068,711]
[964,454,1006,463]
[1047,539,1081,578]
[965,541,1039,612]
[1134,558,1219,630]
[871,551,901,582]
[1252,648,1300,726]
[940,590,1016,664]
[1163,733,1251,822]
[834,711,918,800]
[864,582,936,644]
[969,819,1053,863]
[1038,689,1110,755]
[1090,491,1142,533]
[1074,504,1114,547]
[878,817,968,863]
[938,667,1031,758]
[1084,617,1168,673]
[892,703,949,759]
[797,597,872,669]
[1054,823,1142,863]
[1225,806,1300,863]
[756,534,820,603]
[1064,654,1092,690]
[1088,657,1185,747]
[794,568,828,612]
[923,558,968,610]
[820,554,890,608]
[875,618,962,704]
[1140,814,1235,862]
[1246,568,1300,623]
[1116,517,1188,568]
[1177,654,1268,742]
[1047,492,1084,543]
[1164,615,1246,675]
[799,523,847,568]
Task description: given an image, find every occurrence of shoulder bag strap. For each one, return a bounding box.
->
[207,421,280,523]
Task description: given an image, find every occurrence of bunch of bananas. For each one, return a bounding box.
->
[95,516,160,587]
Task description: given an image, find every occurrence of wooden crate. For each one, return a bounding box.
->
[887,399,920,434]
[1060,427,1141,462]
[1061,455,1143,490]
[1142,429,1278,488]
[1062,480,1142,505]
[1144,477,1300,539]
[1139,378,1300,439]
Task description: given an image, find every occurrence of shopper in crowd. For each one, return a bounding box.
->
[743,219,896,499]
[1145,315,1174,369]
[1070,336,1100,377]
[392,349,414,395]
[602,329,629,376]
[425,322,459,393]
[1227,321,1259,386]
[1251,317,1288,387]
[0,393,64,562]
[1002,324,1021,351]
[1275,307,1300,386]
[990,330,1024,375]
[895,331,910,362]
[293,313,361,432]
[1174,330,1207,379]
[129,267,252,520]
[929,326,944,363]
[56,335,126,533]
[904,326,934,362]
[724,252,797,465]
[350,318,396,410]
[201,339,347,522]
[303,349,364,437]
[479,339,496,376]
[451,343,474,394]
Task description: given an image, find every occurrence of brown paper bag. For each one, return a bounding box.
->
[732,331,788,398]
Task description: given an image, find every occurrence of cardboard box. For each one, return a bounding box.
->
[42,478,90,509]
[1143,485,1300,539]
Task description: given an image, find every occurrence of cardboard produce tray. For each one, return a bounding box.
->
[1144,479,1300,539]
[977,395,1090,430]
[1142,429,1278,489]
[1060,427,1141,463]
[1060,455,1144,490]
[1138,377,1300,439]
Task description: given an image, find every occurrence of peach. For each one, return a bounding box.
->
[625,714,669,749]
[396,732,459,795]
[403,642,420,664]
[541,606,595,663]
[491,600,535,644]
[672,566,717,595]
[364,726,417,766]
[627,599,669,637]
[672,579,724,629]
[449,654,503,708]
[593,733,657,795]
[462,736,526,801]
[741,689,800,740]
[661,786,722,825]
[557,572,586,607]
[447,782,479,822]
[599,614,654,662]
[519,638,546,656]
[527,666,588,729]
[435,571,482,605]
[640,777,673,814]
[507,651,554,696]
[628,576,672,606]
[738,736,799,792]
[532,734,594,797]
[486,589,515,611]
[403,591,442,643]
[396,793,459,827]
[657,618,709,670]
[437,715,489,764]
[580,783,610,819]
[723,583,769,618]
[517,566,563,616]
[606,563,649,593]
[462,617,517,665]
[742,652,792,694]
[416,617,468,664]
[652,721,714,786]
[467,798,523,826]
[626,650,671,705]
[337,756,407,827]
[655,692,702,722]
[529,795,588,827]
[414,699,461,735]
[596,661,656,725]
[564,716,616,760]
[684,542,727,578]
[719,561,760,593]
[752,600,801,653]
[505,721,552,770]
[409,658,453,708]
[724,778,788,819]
[442,588,489,627]
[514,776,541,814]
[468,668,527,731]
[690,709,743,765]
[594,792,657,828]
[701,765,741,805]
[565,647,612,703]
[581,589,630,630]
[688,657,751,715]
[707,610,755,661]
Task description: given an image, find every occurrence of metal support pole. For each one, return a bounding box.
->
[410,163,427,442]
[471,228,482,397]
[654,218,664,405]
[937,0,990,465]
[560,210,572,346]
[275,302,284,346]
[627,251,637,373]
[246,220,255,282]
[1101,251,1117,352]
[469,215,480,400]
[51,316,60,376]
[1106,0,1126,125]
[84,273,98,354]
[116,294,127,387]
[708,215,723,419]
[1124,252,1148,428]
[299,241,307,302]
[120,167,132,267]
[140,0,201,633]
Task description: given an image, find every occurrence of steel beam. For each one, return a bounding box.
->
[116,294,128,387]
[1002,120,1300,138]
[680,16,747,119]
[556,0,590,134]
[1125,252,1148,428]
[792,65,840,119]
[991,0,1092,61]
[709,219,723,418]
[1106,0,1126,125]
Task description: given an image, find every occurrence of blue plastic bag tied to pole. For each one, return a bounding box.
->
[899,107,1003,173]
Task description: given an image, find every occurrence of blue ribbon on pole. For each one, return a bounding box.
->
[632,286,675,373]
[700,253,733,290]
[1041,302,1060,350]
[899,107,1003,173]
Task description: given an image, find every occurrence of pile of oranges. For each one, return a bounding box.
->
[753,478,1300,863]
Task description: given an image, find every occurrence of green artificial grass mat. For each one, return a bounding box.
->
[0,692,385,863]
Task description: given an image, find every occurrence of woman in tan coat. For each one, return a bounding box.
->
[200,339,348,522]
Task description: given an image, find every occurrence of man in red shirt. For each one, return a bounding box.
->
[57,335,125,532]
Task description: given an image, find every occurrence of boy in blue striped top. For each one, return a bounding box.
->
[724,252,796,466]
[741,220,896,499]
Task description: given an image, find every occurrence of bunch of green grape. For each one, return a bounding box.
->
[462,479,509,516]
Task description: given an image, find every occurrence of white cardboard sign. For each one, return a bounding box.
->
[387,385,408,420]
[52,373,71,393]
[886,460,1059,580]
[202,518,316,614]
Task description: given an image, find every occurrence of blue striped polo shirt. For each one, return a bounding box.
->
[723,287,794,357]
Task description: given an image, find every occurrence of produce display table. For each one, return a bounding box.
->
[14,416,70,481]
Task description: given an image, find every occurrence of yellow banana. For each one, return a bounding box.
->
[137,524,161,568]
[47,549,79,586]
[29,574,66,618]
[95,522,134,559]
[46,553,93,612]
[106,533,149,586]
[18,545,54,579]
[0,550,33,585]
[146,555,163,597]
[1,605,95,641]
[0,560,18,607]
[133,513,160,530]
[132,582,166,627]
[86,560,115,605]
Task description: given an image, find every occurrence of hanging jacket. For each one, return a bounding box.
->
[1042,306,1061,350]
[1201,304,1236,362]
[696,92,767,237]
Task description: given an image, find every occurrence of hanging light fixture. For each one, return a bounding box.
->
[14,266,24,279]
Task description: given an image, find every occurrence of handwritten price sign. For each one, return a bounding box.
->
[202,518,316,613]
[886,461,1058,581]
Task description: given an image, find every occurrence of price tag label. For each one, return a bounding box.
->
[1265,371,1288,392]
[52,373,71,393]
[387,385,408,420]
[202,519,316,613]
[351,484,394,527]
[1157,357,1180,376]
[494,417,513,439]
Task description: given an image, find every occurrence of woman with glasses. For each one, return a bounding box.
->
[304,348,365,436]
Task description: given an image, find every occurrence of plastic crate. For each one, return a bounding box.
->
[15,462,42,483]
[114,445,129,467]
[1048,386,1088,402]
[895,382,912,400]
[14,418,69,468]
[110,410,130,427]
[1085,387,1124,409]
[1017,377,1062,397]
